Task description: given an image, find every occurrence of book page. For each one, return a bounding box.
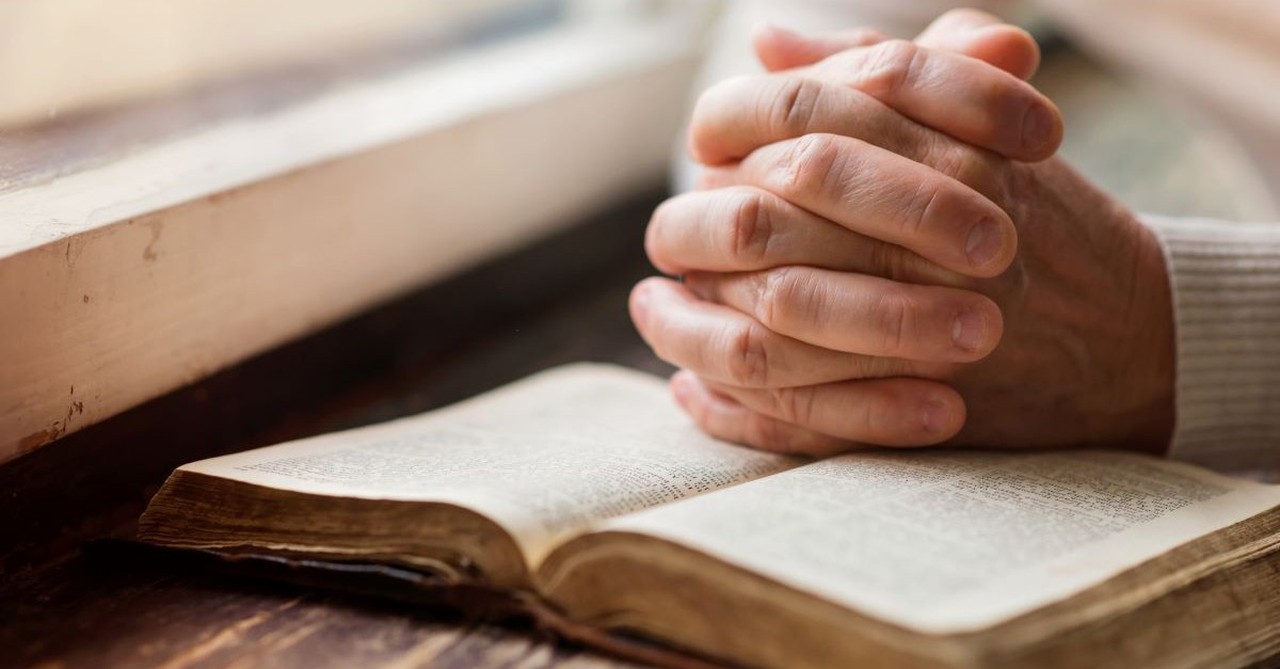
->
[605,449,1280,633]
[175,364,798,563]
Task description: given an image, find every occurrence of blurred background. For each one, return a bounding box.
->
[2,0,1277,218]
[692,0,1280,221]
[4,0,1280,464]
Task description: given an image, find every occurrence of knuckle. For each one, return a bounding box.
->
[725,189,773,264]
[756,267,810,329]
[725,321,771,388]
[768,386,816,425]
[776,133,843,200]
[769,77,823,138]
[874,290,917,356]
[927,141,1004,196]
[903,179,943,237]
[860,39,923,98]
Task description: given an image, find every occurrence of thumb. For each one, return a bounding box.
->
[915,9,1041,80]
[753,9,1040,81]
[751,24,889,72]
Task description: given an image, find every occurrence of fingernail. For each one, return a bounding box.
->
[951,308,988,353]
[921,400,949,435]
[965,218,1003,270]
[1021,103,1056,153]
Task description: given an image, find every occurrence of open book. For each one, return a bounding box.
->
[138,364,1280,669]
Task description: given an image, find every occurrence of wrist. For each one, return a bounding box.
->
[1115,212,1176,454]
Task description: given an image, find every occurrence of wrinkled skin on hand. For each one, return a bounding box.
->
[631,10,1176,456]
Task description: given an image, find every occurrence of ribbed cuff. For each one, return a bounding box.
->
[1142,215,1280,471]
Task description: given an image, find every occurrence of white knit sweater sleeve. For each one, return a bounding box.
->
[1142,215,1280,471]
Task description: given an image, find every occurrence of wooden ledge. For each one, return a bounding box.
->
[0,12,704,463]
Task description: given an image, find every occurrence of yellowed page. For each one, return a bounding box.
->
[173,363,797,563]
[606,449,1280,634]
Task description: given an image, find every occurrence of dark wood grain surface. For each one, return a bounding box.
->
[0,193,668,669]
[1,546,646,669]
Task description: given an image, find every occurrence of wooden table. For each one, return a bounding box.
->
[0,195,665,669]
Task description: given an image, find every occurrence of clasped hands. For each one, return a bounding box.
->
[632,10,1178,456]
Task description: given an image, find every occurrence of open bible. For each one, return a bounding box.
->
[138,364,1280,669]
